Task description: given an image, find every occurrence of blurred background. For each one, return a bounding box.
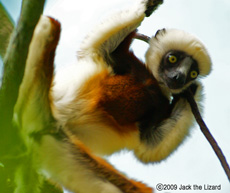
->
[1,0,230,192]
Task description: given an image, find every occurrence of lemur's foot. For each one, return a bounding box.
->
[145,0,163,17]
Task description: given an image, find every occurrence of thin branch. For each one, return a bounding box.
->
[184,89,230,181]
[133,32,150,43]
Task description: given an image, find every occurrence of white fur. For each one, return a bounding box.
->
[78,0,147,59]
[51,59,103,121]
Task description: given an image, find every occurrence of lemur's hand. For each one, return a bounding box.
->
[187,83,199,96]
[179,83,201,99]
[145,0,163,17]
[171,82,202,117]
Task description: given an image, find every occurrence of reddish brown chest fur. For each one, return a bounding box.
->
[99,73,171,126]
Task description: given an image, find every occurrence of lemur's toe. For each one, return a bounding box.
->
[145,0,163,17]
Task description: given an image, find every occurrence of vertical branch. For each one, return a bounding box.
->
[0,0,45,157]
[0,0,46,192]
[0,3,14,58]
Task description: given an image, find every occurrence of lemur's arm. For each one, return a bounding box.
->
[78,0,163,63]
[134,83,204,163]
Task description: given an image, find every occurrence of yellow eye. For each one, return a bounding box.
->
[168,55,177,64]
[190,71,198,79]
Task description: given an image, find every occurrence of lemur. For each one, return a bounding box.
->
[14,0,212,192]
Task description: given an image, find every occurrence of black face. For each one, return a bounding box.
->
[159,50,199,90]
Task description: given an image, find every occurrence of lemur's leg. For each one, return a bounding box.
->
[39,135,153,193]
[78,0,163,62]
[134,83,204,163]
[14,16,60,139]
[14,16,153,193]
